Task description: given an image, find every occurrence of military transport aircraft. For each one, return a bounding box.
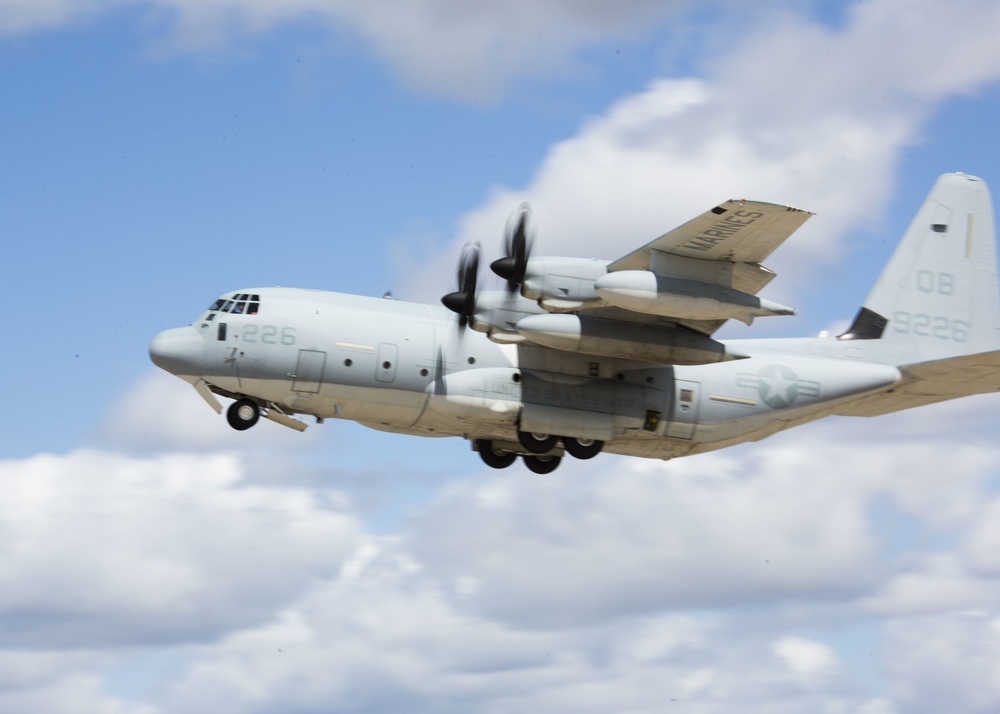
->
[150,173,1000,473]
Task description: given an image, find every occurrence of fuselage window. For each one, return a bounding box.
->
[217,322,227,341]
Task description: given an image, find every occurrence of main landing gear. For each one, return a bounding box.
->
[475,430,605,474]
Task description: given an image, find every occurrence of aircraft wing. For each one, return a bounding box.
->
[599,200,813,336]
[608,200,814,271]
[470,197,814,363]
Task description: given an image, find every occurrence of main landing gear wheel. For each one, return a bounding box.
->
[517,429,558,454]
[523,454,561,475]
[227,398,260,431]
[476,440,517,469]
[564,437,604,460]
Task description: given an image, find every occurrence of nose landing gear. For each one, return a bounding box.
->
[227,398,260,430]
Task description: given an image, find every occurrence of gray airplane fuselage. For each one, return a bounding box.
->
[151,286,901,461]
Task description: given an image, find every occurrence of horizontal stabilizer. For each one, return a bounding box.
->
[837,350,1000,417]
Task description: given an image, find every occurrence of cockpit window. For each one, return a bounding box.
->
[208,294,261,315]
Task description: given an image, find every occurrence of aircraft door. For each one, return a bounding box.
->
[293,350,326,393]
[376,343,398,383]
[666,379,700,439]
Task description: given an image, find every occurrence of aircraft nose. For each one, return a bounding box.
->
[149,326,205,376]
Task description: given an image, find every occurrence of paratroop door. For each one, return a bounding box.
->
[293,350,326,393]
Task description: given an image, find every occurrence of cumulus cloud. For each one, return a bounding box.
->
[884,613,1000,713]
[4,396,1000,710]
[0,669,155,714]
[147,413,1000,712]
[0,0,114,33]
[0,0,697,99]
[398,0,1000,313]
[6,1,1000,712]
[0,449,359,648]
[404,449,882,627]
[153,539,871,713]
[772,636,840,683]
[861,553,1000,618]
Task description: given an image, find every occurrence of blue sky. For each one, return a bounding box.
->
[4,1,1000,712]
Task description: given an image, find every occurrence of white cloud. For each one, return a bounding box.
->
[3,403,1000,710]
[7,2,1000,711]
[158,569,868,714]
[883,612,1000,713]
[404,450,883,627]
[772,636,840,682]
[0,448,359,648]
[0,670,154,714]
[963,495,1000,575]
[399,0,1000,313]
[0,0,113,33]
[0,0,698,99]
[861,554,1000,618]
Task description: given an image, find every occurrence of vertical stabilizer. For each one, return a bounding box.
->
[851,173,1000,362]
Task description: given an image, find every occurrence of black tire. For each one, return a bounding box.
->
[564,437,603,460]
[227,398,260,431]
[476,440,517,469]
[517,429,558,454]
[523,454,561,475]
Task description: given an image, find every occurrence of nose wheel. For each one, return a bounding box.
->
[227,398,260,431]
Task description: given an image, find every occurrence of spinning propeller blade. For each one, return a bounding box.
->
[491,203,533,291]
[441,242,481,326]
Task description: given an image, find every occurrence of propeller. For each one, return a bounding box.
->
[490,203,533,291]
[441,241,481,326]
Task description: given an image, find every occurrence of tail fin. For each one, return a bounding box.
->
[843,173,1000,362]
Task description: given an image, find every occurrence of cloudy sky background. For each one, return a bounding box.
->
[4,0,1000,711]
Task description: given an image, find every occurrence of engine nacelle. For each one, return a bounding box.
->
[520,257,609,311]
[515,313,747,364]
[594,270,794,325]
[469,291,545,343]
